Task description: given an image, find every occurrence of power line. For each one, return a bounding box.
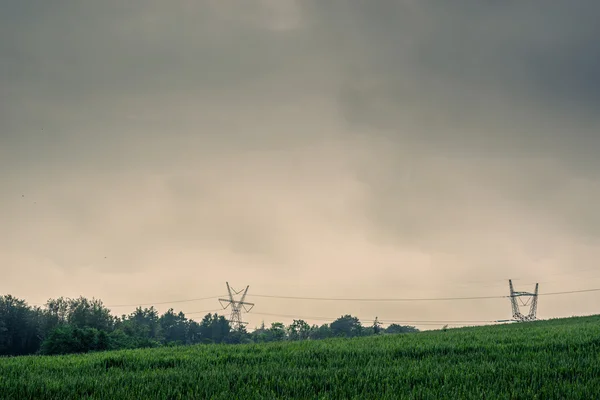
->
[248,286,600,302]
[21,284,600,310]
[105,295,225,308]
[474,269,600,289]
[248,294,507,302]
[29,294,502,307]
[246,311,498,326]
[28,295,226,308]
[539,288,600,296]
[184,308,223,315]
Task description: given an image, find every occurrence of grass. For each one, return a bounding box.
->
[1,315,600,399]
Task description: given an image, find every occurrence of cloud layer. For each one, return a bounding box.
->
[2,1,600,328]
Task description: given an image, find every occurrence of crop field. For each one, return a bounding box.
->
[1,315,599,399]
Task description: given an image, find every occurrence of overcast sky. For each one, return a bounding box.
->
[2,1,600,329]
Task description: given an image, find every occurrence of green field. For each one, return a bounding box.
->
[1,315,599,399]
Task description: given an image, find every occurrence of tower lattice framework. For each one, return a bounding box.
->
[508,279,539,322]
[219,282,254,331]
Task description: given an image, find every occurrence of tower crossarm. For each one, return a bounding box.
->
[220,282,254,330]
[226,282,236,303]
[508,279,539,322]
[239,286,249,304]
[511,291,535,297]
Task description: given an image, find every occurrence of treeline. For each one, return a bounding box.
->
[0,294,418,357]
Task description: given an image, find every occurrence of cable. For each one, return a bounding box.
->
[248,294,508,302]
[27,295,226,308]
[171,309,497,327]
[248,286,600,302]
[249,312,495,324]
[247,312,497,326]
[105,295,225,308]
[539,288,600,296]
[20,285,600,310]
[184,308,223,315]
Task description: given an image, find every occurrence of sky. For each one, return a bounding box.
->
[2,0,600,330]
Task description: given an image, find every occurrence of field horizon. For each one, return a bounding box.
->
[1,314,599,399]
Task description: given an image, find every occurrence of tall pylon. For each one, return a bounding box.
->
[508,279,539,322]
[219,282,254,331]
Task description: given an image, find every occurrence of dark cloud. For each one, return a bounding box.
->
[1,1,600,325]
[290,1,600,250]
[302,1,600,156]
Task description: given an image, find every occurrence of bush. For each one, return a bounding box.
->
[40,325,107,355]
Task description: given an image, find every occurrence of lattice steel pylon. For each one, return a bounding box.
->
[219,282,254,331]
[508,279,539,322]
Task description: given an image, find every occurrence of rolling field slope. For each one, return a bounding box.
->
[1,316,599,399]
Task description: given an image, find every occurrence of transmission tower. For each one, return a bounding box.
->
[219,282,254,331]
[508,279,539,322]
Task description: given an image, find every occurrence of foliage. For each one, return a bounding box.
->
[0,296,44,356]
[39,325,108,355]
[45,297,115,332]
[308,323,333,340]
[330,314,363,337]
[371,317,383,335]
[0,316,599,399]
[197,313,231,344]
[385,323,419,334]
[268,322,286,341]
[158,308,188,345]
[224,326,251,345]
[0,294,418,356]
[287,319,311,341]
[118,307,161,341]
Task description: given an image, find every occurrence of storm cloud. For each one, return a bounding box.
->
[1,1,600,328]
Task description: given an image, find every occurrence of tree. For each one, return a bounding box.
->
[2,292,424,355]
[250,322,270,343]
[44,297,69,328]
[371,317,383,335]
[66,297,114,331]
[268,322,286,341]
[43,297,115,335]
[120,307,162,341]
[198,313,230,344]
[40,325,107,355]
[288,319,311,341]
[107,329,137,350]
[0,295,44,356]
[308,324,332,340]
[331,315,362,338]
[159,309,188,345]
[385,324,419,334]
[186,320,202,344]
[225,325,251,344]
[96,330,110,351]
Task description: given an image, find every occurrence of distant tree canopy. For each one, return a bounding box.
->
[197,313,231,344]
[0,295,44,356]
[288,319,311,341]
[385,324,419,334]
[40,325,109,355]
[159,308,189,345]
[0,294,419,356]
[331,315,363,337]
